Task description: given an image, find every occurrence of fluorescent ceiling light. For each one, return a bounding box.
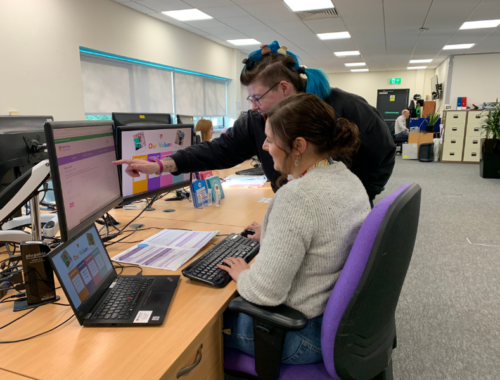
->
[317,32,351,40]
[409,59,432,64]
[407,66,427,70]
[460,19,500,30]
[345,62,366,67]
[351,69,369,72]
[334,51,360,57]
[227,39,261,46]
[162,9,212,21]
[443,43,475,50]
[284,0,334,12]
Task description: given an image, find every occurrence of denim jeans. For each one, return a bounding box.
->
[223,310,323,365]
[394,131,409,140]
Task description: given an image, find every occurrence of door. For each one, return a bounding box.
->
[376,89,409,135]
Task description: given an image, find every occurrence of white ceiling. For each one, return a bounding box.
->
[114,0,500,73]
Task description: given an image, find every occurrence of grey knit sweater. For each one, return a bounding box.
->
[237,162,370,319]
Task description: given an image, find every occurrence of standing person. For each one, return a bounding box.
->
[394,109,410,140]
[113,41,395,204]
[216,93,370,364]
[195,119,214,142]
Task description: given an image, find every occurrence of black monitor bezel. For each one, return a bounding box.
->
[176,115,194,125]
[112,112,172,127]
[48,224,118,325]
[114,124,193,206]
[44,120,123,242]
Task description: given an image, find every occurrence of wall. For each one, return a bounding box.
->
[434,57,450,113]
[449,53,500,108]
[327,69,435,108]
[0,0,241,120]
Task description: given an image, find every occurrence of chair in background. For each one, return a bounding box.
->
[224,183,422,380]
[387,120,407,154]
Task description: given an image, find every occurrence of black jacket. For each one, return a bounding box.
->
[171,88,396,199]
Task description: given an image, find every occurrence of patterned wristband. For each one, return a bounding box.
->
[149,158,163,175]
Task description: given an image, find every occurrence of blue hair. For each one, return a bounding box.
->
[244,40,331,100]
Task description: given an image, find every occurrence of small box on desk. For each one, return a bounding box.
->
[402,143,418,159]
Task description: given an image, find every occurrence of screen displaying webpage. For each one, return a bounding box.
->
[52,226,113,310]
[54,125,121,233]
[121,127,192,199]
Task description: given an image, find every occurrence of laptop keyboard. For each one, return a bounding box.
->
[92,277,154,320]
[182,234,259,288]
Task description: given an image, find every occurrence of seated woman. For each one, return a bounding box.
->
[195,119,214,142]
[217,93,370,365]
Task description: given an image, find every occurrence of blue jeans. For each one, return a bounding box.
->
[223,310,323,365]
[395,131,408,140]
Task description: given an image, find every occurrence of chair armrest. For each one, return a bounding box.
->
[228,297,308,380]
[229,296,307,331]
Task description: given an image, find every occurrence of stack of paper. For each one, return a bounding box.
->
[112,229,218,271]
[224,174,267,188]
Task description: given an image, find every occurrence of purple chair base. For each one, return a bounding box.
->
[224,349,335,380]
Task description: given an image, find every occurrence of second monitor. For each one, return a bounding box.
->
[115,124,193,205]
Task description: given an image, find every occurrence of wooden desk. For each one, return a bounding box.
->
[0,161,273,380]
[0,369,31,379]
[408,132,434,153]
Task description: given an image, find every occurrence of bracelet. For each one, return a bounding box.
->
[149,158,163,175]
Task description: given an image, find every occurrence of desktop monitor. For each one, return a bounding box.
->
[112,112,171,127]
[176,115,194,125]
[0,115,53,194]
[115,124,193,205]
[44,121,122,241]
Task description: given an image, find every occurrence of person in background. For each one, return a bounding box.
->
[113,40,395,207]
[195,119,214,142]
[217,93,370,364]
[394,109,410,140]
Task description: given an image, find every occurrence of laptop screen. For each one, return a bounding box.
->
[51,225,114,310]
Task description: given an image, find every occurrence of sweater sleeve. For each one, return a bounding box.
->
[237,184,314,306]
[169,116,257,175]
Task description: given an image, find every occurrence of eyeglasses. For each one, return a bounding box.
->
[246,82,280,105]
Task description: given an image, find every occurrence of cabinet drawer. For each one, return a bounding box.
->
[442,147,463,162]
[445,123,465,138]
[465,136,481,150]
[165,317,223,380]
[467,111,487,127]
[445,111,466,126]
[466,124,485,138]
[463,147,480,163]
[443,137,463,151]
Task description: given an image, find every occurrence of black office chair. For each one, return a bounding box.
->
[224,184,421,380]
[388,121,407,154]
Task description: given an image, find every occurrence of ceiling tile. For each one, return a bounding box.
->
[239,2,299,23]
[200,6,250,18]
[121,1,156,14]
[219,16,263,28]
[303,18,348,34]
[231,0,281,4]
[183,0,234,7]
[183,19,228,28]
[133,0,190,12]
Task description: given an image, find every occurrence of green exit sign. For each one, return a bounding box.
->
[389,78,401,84]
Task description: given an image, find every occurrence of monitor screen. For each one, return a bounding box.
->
[49,224,115,317]
[45,121,122,241]
[112,112,171,127]
[116,124,193,204]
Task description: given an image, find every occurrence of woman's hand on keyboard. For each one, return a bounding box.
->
[244,222,261,241]
[217,258,250,282]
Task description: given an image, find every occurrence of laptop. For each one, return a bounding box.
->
[48,224,179,327]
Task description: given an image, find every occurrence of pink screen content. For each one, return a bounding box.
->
[53,125,121,232]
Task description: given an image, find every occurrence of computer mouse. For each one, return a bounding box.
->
[240,230,255,238]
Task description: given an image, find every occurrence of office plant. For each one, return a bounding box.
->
[479,99,500,178]
[425,109,441,132]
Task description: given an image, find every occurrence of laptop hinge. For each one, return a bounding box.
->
[85,313,92,320]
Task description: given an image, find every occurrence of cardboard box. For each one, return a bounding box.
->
[402,143,418,159]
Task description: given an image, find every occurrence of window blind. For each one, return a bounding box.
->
[80,54,173,114]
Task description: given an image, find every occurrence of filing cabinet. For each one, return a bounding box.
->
[441,110,486,163]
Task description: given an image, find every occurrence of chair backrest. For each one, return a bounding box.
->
[321,183,421,380]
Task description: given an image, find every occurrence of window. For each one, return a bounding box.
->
[80,54,173,116]
[174,73,226,117]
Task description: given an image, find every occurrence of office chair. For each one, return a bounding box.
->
[224,183,422,380]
